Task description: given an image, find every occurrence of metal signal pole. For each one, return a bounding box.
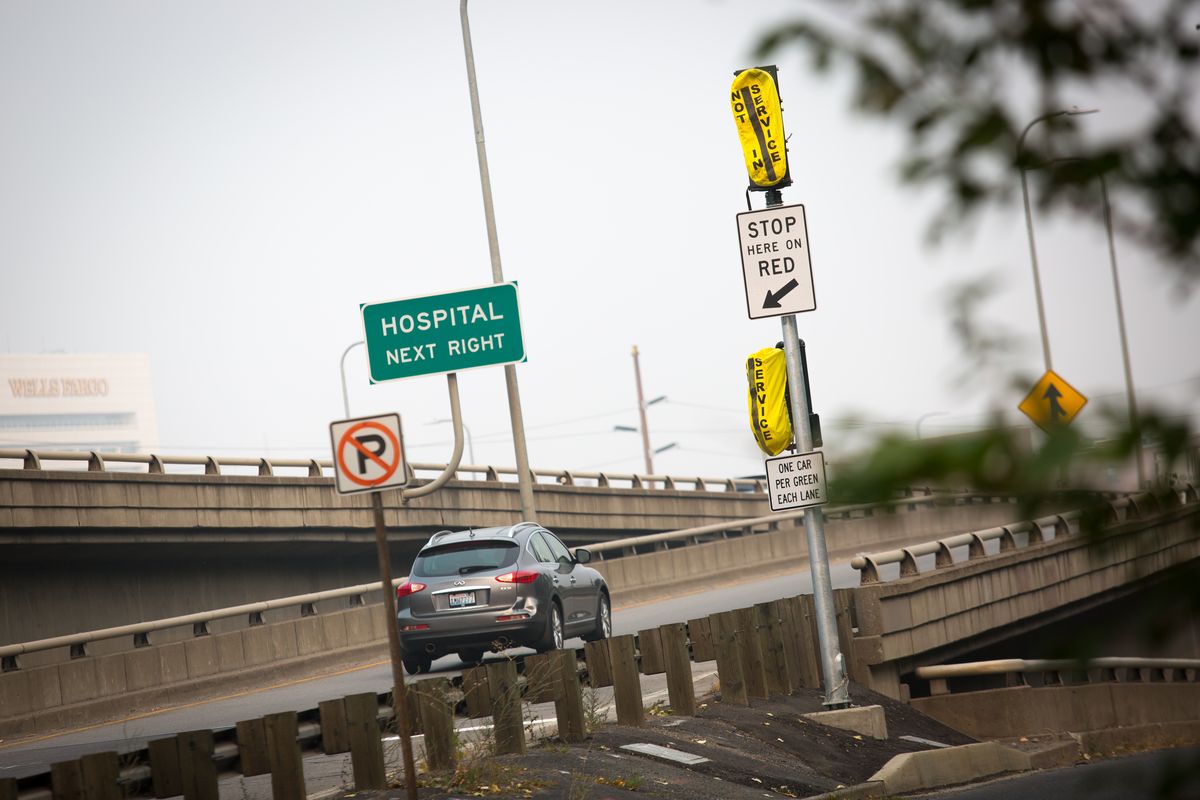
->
[763,189,849,708]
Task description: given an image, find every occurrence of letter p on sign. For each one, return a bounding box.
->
[329,413,410,495]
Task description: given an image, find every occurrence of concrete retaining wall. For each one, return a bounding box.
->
[0,605,390,739]
[912,682,1200,741]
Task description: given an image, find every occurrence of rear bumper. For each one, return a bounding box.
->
[397,600,547,656]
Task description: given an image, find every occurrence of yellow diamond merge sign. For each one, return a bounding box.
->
[730,67,789,189]
[1019,369,1088,432]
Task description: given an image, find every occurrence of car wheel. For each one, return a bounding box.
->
[457,649,485,667]
[402,653,432,675]
[535,601,564,653]
[583,593,611,642]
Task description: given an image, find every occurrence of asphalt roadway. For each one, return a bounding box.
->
[913,746,1200,800]
[0,557,863,780]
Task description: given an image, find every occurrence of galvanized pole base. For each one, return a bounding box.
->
[780,316,850,708]
[371,492,418,800]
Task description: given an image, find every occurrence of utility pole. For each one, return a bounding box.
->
[631,345,655,475]
[460,0,537,521]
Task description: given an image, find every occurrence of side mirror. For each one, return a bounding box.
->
[573,548,592,564]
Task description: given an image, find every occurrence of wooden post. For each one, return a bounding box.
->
[584,639,612,688]
[462,666,492,719]
[235,718,272,777]
[263,712,305,800]
[522,652,558,703]
[553,649,586,743]
[686,617,714,662]
[832,588,862,683]
[708,611,747,705]
[415,679,456,772]
[147,737,183,799]
[344,692,387,790]
[393,684,423,736]
[734,607,769,700]
[177,731,219,800]
[607,635,643,726]
[77,753,120,800]
[317,698,351,755]
[637,628,666,675]
[50,760,85,800]
[754,602,790,695]
[487,660,526,755]
[794,594,823,688]
[771,599,804,693]
[659,623,696,716]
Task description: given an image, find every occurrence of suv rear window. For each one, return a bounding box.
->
[412,541,519,577]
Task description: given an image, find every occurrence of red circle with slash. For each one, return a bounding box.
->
[337,421,402,487]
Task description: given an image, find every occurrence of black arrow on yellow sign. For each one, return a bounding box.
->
[1043,383,1068,423]
[764,279,799,309]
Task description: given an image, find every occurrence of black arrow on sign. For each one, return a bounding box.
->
[1043,383,1068,422]
[763,279,800,309]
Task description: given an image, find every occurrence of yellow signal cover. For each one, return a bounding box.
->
[730,69,788,188]
[746,347,793,456]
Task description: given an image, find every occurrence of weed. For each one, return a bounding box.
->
[596,773,644,791]
[581,686,607,733]
[645,699,672,717]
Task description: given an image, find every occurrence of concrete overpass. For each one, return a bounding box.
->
[1,448,1031,645]
[2,469,1194,739]
[840,489,1200,700]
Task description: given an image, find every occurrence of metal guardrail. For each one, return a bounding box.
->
[0,578,405,668]
[915,657,1200,696]
[916,657,1200,680]
[582,492,1015,554]
[849,488,1199,585]
[0,447,766,492]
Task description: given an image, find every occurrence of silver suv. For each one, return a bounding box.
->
[395,522,611,674]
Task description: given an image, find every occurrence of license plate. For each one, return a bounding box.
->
[448,591,476,608]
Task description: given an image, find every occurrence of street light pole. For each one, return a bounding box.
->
[1099,175,1145,488]
[1017,107,1098,374]
[915,411,947,440]
[460,0,537,521]
[339,340,365,418]
[432,418,476,465]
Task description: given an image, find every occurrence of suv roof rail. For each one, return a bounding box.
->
[506,521,540,538]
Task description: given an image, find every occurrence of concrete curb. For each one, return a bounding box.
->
[868,741,1030,795]
[1073,719,1200,755]
[801,781,886,800]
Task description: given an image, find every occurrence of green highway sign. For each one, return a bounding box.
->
[361,282,525,383]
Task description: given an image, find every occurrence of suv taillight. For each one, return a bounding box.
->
[496,570,539,584]
[396,581,426,598]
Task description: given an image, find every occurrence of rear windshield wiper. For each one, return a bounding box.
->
[458,565,496,575]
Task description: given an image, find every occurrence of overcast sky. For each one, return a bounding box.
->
[2,0,1197,479]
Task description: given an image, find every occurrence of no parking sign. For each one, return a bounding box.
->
[329,413,409,495]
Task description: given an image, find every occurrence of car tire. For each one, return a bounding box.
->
[402,653,432,675]
[534,601,564,653]
[582,592,611,642]
[457,649,485,667]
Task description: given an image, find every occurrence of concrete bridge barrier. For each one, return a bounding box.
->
[842,494,1200,699]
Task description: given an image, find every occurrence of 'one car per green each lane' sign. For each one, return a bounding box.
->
[361,282,525,382]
